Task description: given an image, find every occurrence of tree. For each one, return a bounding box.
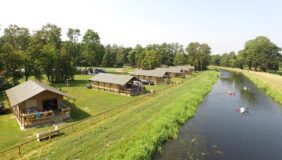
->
[210,54,221,66]
[81,29,104,67]
[38,23,62,82]
[141,50,161,69]
[186,42,211,70]
[116,46,131,67]
[1,25,30,84]
[241,36,281,71]
[128,44,143,67]
[102,45,112,67]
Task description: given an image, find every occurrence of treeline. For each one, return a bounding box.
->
[211,36,282,72]
[0,24,211,84]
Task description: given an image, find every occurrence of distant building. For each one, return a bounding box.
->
[131,69,170,84]
[176,65,195,74]
[155,67,185,78]
[90,73,143,96]
[5,80,73,129]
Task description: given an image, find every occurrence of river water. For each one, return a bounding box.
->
[155,70,282,160]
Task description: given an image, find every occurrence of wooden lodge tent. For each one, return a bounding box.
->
[155,67,185,78]
[90,73,143,96]
[176,65,195,74]
[131,69,170,84]
[5,80,72,129]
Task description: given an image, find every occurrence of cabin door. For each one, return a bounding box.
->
[42,99,58,111]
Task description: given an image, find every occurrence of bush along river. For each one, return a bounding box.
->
[155,70,282,160]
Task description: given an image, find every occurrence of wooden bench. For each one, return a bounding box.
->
[36,129,60,142]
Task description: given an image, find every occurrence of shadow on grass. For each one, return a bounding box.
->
[269,71,282,76]
[70,103,91,121]
[51,79,89,88]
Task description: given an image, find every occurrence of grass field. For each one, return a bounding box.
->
[213,66,282,105]
[0,72,189,154]
[19,71,218,160]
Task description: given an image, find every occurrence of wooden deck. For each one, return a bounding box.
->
[12,107,71,129]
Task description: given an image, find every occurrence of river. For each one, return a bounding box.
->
[155,70,282,160]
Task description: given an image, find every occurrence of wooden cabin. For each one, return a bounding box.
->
[156,67,185,78]
[5,80,72,129]
[177,65,195,75]
[90,73,143,96]
[131,69,170,85]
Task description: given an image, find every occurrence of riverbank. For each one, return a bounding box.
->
[212,66,282,105]
[23,71,218,159]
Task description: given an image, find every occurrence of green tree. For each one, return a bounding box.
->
[40,24,62,82]
[1,25,30,84]
[81,29,104,67]
[186,42,211,70]
[128,44,143,67]
[242,36,281,71]
[210,54,221,66]
[141,50,161,69]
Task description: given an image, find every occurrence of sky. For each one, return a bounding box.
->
[0,0,281,53]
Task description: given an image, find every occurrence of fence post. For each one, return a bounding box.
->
[49,130,51,141]
[18,145,21,156]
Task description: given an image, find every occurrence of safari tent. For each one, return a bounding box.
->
[131,69,170,84]
[177,65,195,74]
[5,80,72,129]
[156,67,185,78]
[90,73,143,96]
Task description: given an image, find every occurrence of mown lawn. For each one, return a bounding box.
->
[0,74,137,152]
[0,71,189,153]
[24,71,218,160]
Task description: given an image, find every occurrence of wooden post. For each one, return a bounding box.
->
[18,145,21,156]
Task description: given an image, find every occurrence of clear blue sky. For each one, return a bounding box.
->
[0,0,281,53]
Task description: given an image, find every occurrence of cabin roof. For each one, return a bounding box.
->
[131,69,168,78]
[5,80,70,107]
[176,65,195,71]
[155,67,183,73]
[90,73,136,85]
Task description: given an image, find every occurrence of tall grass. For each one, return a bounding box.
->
[27,71,218,159]
[97,71,218,160]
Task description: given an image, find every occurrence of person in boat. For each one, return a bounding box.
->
[243,86,247,91]
[227,90,234,95]
[239,107,249,114]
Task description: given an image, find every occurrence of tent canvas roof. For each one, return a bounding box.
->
[177,65,195,71]
[90,73,136,85]
[6,80,69,107]
[131,69,168,78]
[155,67,183,73]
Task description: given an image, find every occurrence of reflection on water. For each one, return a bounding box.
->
[155,70,282,160]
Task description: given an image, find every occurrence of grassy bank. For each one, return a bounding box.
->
[0,70,186,153]
[213,66,282,105]
[25,71,218,159]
